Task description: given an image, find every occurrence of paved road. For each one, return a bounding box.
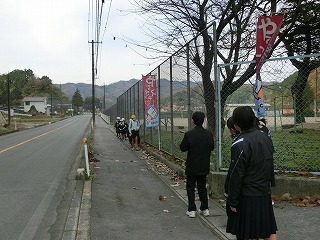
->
[0,115,91,240]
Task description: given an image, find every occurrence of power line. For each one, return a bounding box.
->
[101,0,113,42]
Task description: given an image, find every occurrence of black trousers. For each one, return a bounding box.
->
[186,175,208,211]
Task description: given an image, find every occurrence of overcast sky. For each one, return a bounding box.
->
[0,0,157,86]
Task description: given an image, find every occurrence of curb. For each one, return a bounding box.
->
[76,180,91,240]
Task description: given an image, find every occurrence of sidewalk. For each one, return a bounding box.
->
[87,116,319,240]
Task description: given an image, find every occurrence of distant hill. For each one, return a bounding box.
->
[57,79,197,108]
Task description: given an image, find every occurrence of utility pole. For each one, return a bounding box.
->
[103,84,106,110]
[51,85,53,118]
[91,40,95,124]
[60,83,63,114]
[89,40,102,124]
[7,74,11,126]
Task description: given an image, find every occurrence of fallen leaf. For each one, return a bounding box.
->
[280,193,291,201]
[302,198,309,204]
[170,183,180,187]
[309,196,318,203]
[274,205,284,209]
[297,171,309,176]
[305,203,318,207]
[159,195,167,201]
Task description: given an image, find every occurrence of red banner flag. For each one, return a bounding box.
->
[255,14,284,118]
[142,74,159,127]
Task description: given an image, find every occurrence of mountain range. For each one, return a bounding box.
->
[57,79,139,107]
[57,79,197,108]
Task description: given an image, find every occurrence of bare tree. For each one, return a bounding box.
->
[131,0,320,131]
[279,0,320,123]
[130,0,276,133]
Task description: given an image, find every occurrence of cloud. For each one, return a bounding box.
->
[0,0,159,85]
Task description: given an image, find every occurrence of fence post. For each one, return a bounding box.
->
[186,43,192,131]
[158,66,162,150]
[293,94,297,133]
[273,97,277,131]
[170,56,174,155]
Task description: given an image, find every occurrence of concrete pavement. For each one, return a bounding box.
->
[75,116,320,240]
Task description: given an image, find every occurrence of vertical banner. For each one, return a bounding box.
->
[255,14,284,118]
[142,74,159,127]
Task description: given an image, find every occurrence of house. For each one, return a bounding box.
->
[22,97,48,114]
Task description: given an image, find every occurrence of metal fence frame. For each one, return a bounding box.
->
[217,53,320,174]
[105,29,320,173]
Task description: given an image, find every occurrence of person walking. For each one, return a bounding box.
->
[128,114,140,150]
[118,118,128,141]
[114,117,121,138]
[179,111,214,218]
[225,106,277,240]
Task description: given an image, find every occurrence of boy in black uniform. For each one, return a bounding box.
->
[114,117,121,138]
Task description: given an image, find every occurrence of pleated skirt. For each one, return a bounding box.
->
[226,194,277,240]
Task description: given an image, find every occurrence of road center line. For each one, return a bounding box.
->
[0,120,76,154]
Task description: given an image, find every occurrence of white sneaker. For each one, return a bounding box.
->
[186,211,196,218]
[198,209,210,216]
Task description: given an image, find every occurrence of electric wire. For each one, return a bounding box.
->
[101,0,113,43]
[96,0,113,86]
[87,0,104,87]
[88,0,147,88]
[95,0,101,83]
[96,0,105,86]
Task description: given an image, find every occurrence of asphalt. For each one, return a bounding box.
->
[75,116,320,240]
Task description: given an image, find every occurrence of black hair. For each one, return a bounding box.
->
[226,117,236,130]
[232,106,255,131]
[192,111,205,126]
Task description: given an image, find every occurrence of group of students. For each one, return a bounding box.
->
[179,107,277,240]
[114,115,140,150]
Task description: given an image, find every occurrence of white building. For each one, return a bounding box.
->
[23,97,48,114]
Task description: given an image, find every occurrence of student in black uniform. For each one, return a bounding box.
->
[179,111,214,218]
[114,117,121,138]
[225,106,277,240]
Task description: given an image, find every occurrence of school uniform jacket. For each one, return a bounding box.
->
[179,125,214,176]
[227,127,275,208]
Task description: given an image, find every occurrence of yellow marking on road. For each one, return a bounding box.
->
[0,120,77,154]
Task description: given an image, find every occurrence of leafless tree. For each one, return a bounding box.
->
[131,0,275,133]
[130,1,320,130]
[278,0,320,123]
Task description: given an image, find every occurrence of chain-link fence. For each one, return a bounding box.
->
[105,33,320,174]
[105,37,215,164]
[219,55,320,173]
[105,22,218,164]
